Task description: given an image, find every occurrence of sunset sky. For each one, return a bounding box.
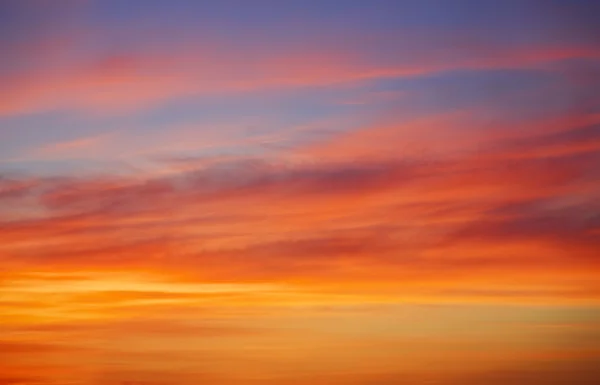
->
[1,1,600,384]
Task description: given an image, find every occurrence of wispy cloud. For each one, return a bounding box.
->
[2,1,600,383]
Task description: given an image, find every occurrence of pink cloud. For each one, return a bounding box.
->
[1,37,598,116]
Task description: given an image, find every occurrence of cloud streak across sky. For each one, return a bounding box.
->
[1,1,599,384]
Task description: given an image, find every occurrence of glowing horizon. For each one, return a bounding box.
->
[1,1,599,384]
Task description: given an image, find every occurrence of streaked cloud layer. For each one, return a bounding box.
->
[1,1,599,384]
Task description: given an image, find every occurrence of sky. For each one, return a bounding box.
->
[1,0,600,384]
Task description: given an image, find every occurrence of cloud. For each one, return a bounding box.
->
[0,341,79,354]
[2,3,599,384]
[1,28,598,116]
[0,375,42,385]
[1,108,599,307]
[25,133,115,160]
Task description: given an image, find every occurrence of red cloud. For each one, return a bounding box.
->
[1,109,599,308]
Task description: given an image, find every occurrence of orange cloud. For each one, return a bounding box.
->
[2,5,600,383]
[1,105,598,385]
[1,109,599,313]
[3,10,600,385]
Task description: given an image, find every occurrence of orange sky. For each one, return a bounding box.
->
[1,1,600,384]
